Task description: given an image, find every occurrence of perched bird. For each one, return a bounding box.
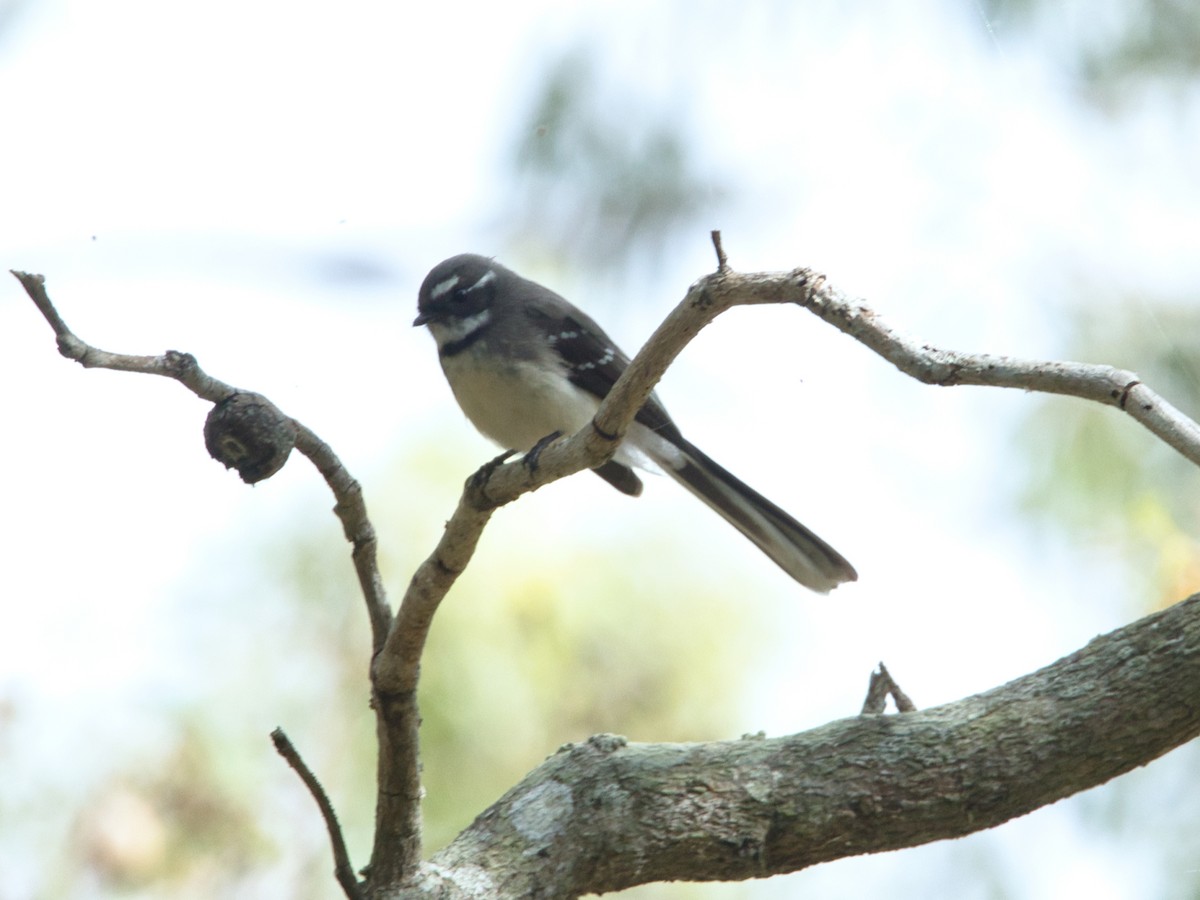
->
[414,253,856,592]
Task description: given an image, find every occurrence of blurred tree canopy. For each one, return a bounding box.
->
[502,49,726,277]
[978,0,1200,103]
[984,0,1200,607]
[1019,300,1200,607]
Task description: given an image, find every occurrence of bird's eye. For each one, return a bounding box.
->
[449,288,469,305]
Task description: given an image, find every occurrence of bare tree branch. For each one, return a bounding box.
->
[271,728,363,900]
[711,228,730,273]
[783,271,1200,468]
[13,270,235,398]
[292,421,393,652]
[861,662,915,715]
[17,240,1200,900]
[9,270,394,655]
[365,241,834,886]
[11,269,392,891]
[417,592,1200,897]
[371,243,1200,892]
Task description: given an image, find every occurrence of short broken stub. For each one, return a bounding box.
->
[203,392,296,484]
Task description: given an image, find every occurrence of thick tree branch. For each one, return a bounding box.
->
[366,241,1200,890]
[410,592,1200,897]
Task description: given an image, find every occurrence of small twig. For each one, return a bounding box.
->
[10,270,394,653]
[861,668,889,715]
[14,269,395,891]
[12,270,400,889]
[12,269,236,400]
[271,728,363,900]
[293,423,393,653]
[662,264,1200,470]
[861,663,916,714]
[890,678,916,713]
[711,230,729,273]
[786,273,1200,469]
[14,270,70,337]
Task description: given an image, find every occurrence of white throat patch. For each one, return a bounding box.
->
[430,308,492,347]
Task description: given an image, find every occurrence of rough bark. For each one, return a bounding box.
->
[399,592,1200,897]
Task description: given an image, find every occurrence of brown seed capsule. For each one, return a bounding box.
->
[203,392,295,484]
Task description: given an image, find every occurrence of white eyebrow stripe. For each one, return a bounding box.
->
[430,275,460,299]
[467,269,496,292]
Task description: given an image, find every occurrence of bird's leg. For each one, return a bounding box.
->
[470,448,518,493]
[523,430,563,475]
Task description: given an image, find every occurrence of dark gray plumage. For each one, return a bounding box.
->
[414,253,857,592]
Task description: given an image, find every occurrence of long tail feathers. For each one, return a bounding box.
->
[651,438,857,593]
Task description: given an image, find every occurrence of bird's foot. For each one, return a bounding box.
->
[470,448,518,493]
[523,430,563,475]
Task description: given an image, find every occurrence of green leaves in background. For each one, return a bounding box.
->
[1018,301,1200,605]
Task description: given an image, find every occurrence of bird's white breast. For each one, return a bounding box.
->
[439,348,600,452]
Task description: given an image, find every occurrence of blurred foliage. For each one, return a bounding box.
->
[1018,300,1200,607]
[417,551,763,851]
[1079,0,1200,92]
[503,49,726,277]
[35,527,379,898]
[0,0,34,53]
[979,2,1200,889]
[63,728,275,896]
[976,0,1200,103]
[373,439,768,852]
[20,421,770,897]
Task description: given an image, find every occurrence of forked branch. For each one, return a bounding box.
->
[16,232,1200,898]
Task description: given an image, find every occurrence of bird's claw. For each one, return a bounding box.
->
[524,430,563,475]
[470,448,518,492]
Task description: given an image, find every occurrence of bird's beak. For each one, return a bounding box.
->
[413,311,431,327]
